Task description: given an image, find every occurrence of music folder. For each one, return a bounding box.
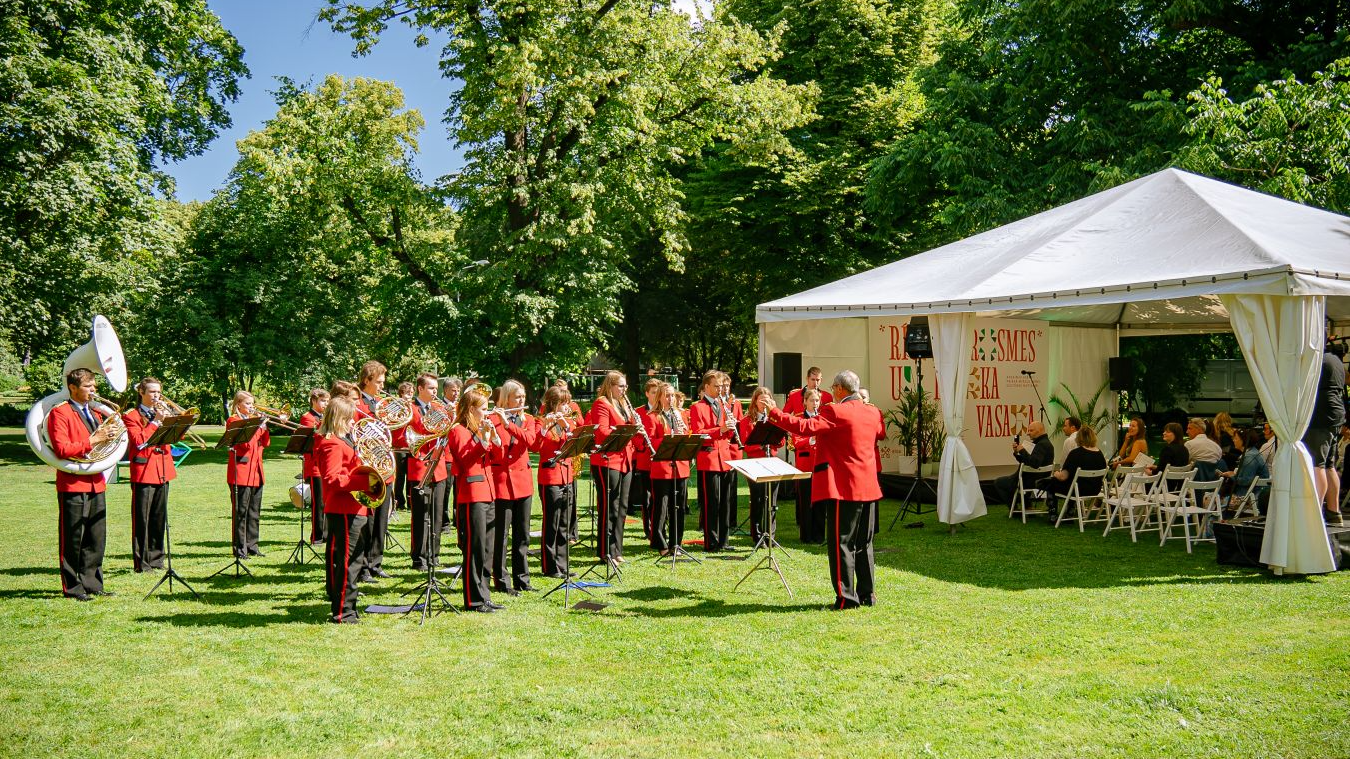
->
[146,413,196,447]
[743,421,788,449]
[651,434,706,463]
[216,416,263,449]
[284,426,316,455]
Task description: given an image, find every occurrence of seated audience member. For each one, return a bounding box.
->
[1221,427,1270,511]
[1184,417,1223,481]
[1148,422,1191,492]
[983,421,1055,505]
[1111,416,1148,469]
[1213,411,1240,468]
[1059,416,1081,464]
[1039,425,1108,518]
[1258,422,1277,470]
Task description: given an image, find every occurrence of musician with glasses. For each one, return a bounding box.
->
[437,376,463,534]
[122,377,176,573]
[586,371,636,564]
[227,390,271,561]
[49,368,116,600]
[355,360,393,581]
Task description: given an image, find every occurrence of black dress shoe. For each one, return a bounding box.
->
[471,604,496,613]
[94,590,115,597]
[486,601,506,610]
[517,584,537,592]
[68,593,92,602]
[370,568,392,579]
[411,564,428,572]
[357,571,374,583]
[501,588,521,597]
[250,550,267,557]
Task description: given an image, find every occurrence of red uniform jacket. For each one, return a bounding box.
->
[530,420,576,486]
[313,434,371,516]
[446,423,496,504]
[298,410,322,479]
[737,413,781,459]
[48,401,107,494]
[770,398,884,503]
[123,406,176,485]
[634,405,656,471]
[688,397,734,472]
[489,413,536,499]
[646,410,691,480]
[782,387,834,416]
[587,397,635,472]
[226,414,271,487]
[791,414,819,473]
[405,405,448,486]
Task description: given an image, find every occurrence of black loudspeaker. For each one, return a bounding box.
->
[772,352,802,395]
[1109,356,1134,391]
[905,316,933,359]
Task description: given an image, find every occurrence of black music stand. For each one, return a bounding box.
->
[283,427,321,565]
[651,434,706,571]
[210,416,264,579]
[733,422,789,537]
[404,518,460,624]
[563,425,598,552]
[730,458,810,598]
[142,415,201,600]
[578,425,637,585]
[543,428,607,607]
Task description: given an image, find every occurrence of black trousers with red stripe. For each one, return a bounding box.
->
[130,481,168,571]
[326,512,369,622]
[722,459,740,532]
[393,452,409,511]
[631,469,652,539]
[230,484,262,557]
[361,488,391,573]
[698,469,732,551]
[493,494,532,589]
[825,499,877,608]
[307,476,327,544]
[567,481,579,541]
[539,484,571,576]
[795,481,823,543]
[439,478,454,533]
[410,478,446,570]
[591,465,630,561]
[459,500,494,609]
[58,491,106,597]
[748,480,777,543]
[651,477,687,552]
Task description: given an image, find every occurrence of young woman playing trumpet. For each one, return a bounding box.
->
[585,371,636,564]
[313,396,380,624]
[646,382,692,554]
[488,380,538,594]
[530,385,577,577]
[445,385,503,612]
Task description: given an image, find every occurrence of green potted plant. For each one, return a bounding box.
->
[884,386,944,475]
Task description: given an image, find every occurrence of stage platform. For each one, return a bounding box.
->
[879,465,1018,501]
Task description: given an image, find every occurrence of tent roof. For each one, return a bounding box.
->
[757,169,1350,331]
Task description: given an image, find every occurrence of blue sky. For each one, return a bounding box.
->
[162,1,464,202]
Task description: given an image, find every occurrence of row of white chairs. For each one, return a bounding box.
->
[1008,461,1269,554]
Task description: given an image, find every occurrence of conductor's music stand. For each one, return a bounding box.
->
[283,427,320,565]
[729,457,810,598]
[142,414,201,601]
[209,416,263,579]
[651,434,706,571]
[578,424,636,585]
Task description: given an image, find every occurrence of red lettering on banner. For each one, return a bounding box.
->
[889,326,904,361]
[889,365,904,401]
[995,328,1039,363]
[979,366,1000,400]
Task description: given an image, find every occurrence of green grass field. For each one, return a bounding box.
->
[1,425,1346,758]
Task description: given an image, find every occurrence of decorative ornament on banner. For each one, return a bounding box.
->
[868,317,1047,471]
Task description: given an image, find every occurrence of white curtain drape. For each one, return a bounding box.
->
[932,313,987,525]
[1220,294,1336,574]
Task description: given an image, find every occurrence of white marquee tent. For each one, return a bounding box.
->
[757,168,1350,575]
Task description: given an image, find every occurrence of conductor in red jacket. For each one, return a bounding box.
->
[122,377,176,573]
[227,390,271,560]
[49,368,117,600]
[766,370,885,609]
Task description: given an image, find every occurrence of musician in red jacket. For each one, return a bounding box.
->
[446,386,503,612]
[227,390,271,560]
[487,380,537,593]
[407,374,449,571]
[718,372,745,534]
[314,396,377,623]
[791,388,825,543]
[531,385,577,577]
[782,366,835,415]
[631,378,662,541]
[647,383,692,554]
[552,378,585,542]
[436,376,463,534]
[766,370,885,609]
[49,368,116,600]
[299,388,329,544]
[738,386,783,544]
[356,360,392,580]
[587,371,637,565]
[690,370,736,552]
[122,377,176,573]
[392,381,414,513]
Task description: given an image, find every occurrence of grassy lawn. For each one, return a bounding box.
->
[0,425,1346,758]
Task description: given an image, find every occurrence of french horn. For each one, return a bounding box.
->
[25,316,129,475]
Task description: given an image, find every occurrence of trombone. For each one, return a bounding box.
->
[155,394,209,448]
[253,402,303,432]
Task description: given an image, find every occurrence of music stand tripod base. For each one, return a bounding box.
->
[208,556,253,579]
[403,561,459,623]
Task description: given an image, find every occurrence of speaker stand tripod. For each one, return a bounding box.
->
[889,358,937,531]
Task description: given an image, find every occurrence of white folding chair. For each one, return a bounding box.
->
[1159,478,1223,553]
[1009,464,1055,523]
[1053,467,1110,531]
[1102,471,1162,542]
[1106,463,1145,500]
[1229,477,1271,519]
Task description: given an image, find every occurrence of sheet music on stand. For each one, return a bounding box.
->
[592,424,637,454]
[146,414,196,448]
[743,421,788,450]
[284,426,316,455]
[727,456,811,483]
[216,416,263,449]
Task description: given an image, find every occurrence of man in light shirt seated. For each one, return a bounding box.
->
[1184,417,1223,481]
[1059,416,1081,465]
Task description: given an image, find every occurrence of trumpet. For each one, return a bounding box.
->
[252,402,303,432]
[154,394,209,448]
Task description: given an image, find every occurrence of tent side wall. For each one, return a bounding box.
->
[760,318,871,397]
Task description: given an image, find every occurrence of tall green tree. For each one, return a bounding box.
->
[322,0,813,388]
[0,0,246,368]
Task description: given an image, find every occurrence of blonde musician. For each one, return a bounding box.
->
[690,370,736,552]
[355,360,391,581]
[313,396,376,624]
[586,371,636,564]
[122,377,175,573]
[436,376,463,534]
[632,378,662,541]
[299,388,330,545]
[647,382,691,554]
[446,386,503,612]
[530,385,576,577]
[49,368,115,600]
[553,378,584,542]
[408,374,448,571]
[792,389,825,543]
[489,380,538,594]
[737,386,782,544]
[227,391,271,560]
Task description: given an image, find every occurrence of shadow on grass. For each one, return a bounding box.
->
[132,603,329,627]
[622,592,820,618]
